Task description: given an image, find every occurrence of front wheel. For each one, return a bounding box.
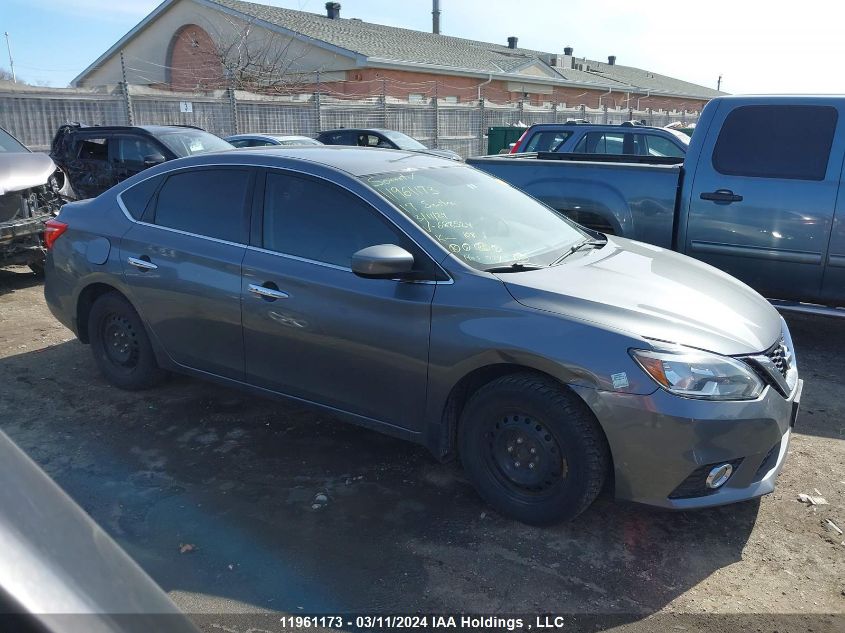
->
[458,373,609,525]
[88,292,165,390]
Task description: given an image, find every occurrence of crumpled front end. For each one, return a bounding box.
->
[0,153,64,267]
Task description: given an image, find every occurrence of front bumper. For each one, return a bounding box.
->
[572,379,802,509]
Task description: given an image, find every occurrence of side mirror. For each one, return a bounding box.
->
[143,153,166,167]
[351,244,415,279]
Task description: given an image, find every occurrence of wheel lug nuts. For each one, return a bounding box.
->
[514,461,521,467]
[528,463,535,469]
[530,447,536,454]
[507,445,514,453]
[516,437,524,444]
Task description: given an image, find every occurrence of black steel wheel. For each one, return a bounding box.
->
[89,292,165,390]
[459,373,609,525]
[101,312,141,369]
[486,413,566,495]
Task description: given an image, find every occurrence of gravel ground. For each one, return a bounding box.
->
[0,266,843,632]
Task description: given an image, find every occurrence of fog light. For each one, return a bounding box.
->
[705,463,733,489]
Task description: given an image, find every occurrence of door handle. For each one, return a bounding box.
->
[127,256,158,271]
[700,189,743,203]
[248,283,289,301]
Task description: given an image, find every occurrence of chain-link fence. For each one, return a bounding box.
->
[0,83,700,157]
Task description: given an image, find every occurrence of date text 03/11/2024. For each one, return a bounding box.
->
[276,615,585,630]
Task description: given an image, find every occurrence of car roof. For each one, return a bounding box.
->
[318,128,397,135]
[190,145,459,176]
[226,134,313,141]
[66,124,204,135]
[525,122,669,132]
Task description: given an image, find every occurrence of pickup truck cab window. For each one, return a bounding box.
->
[263,171,410,268]
[362,166,586,269]
[712,105,838,180]
[153,168,251,243]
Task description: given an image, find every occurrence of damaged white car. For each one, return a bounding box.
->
[0,127,63,274]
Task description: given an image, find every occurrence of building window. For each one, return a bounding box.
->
[443,95,458,104]
[408,93,425,103]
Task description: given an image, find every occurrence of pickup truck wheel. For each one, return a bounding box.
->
[89,293,165,390]
[458,373,608,525]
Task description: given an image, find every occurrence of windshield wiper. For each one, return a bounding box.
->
[483,262,545,273]
[549,238,606,267]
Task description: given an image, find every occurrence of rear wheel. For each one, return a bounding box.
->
[88,292,165,390]
[458,373,609,525]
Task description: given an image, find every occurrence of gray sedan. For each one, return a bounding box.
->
[43,146,801,524]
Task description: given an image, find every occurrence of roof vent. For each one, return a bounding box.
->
[563,46,573,55]
[325,2,341,19]
[507,36,518,49]
[608,55,616,65]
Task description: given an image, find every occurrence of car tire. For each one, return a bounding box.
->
[88,292,165,390]
[458,373,609,525]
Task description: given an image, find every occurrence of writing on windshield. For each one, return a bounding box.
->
[362,167,585,269]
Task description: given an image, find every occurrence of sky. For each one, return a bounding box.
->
[1,0,843,93]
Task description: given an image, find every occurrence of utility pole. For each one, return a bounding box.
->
[4,32,16,83]
[432,0,441,34]
[717,74,722,91]
[119,50,134,125]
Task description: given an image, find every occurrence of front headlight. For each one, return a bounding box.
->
[630,348,764,400]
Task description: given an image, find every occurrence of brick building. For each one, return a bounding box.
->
[73,0,721,112]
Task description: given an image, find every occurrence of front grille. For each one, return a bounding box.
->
[668,458,744,499]
[765,337,789,379]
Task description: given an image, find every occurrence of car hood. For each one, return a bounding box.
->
[0,152,55,195]
[500,236,781,356]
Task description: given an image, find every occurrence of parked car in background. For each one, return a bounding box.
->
[468,95,845,310]
[50,124,233,200]
[317,127,462,161]
[44,146,800,525]
[224,133,322,147]
[0,126,63,273]
[508,121,689,157]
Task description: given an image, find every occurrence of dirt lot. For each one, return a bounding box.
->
[0,266,843,632]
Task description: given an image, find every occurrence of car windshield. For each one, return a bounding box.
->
[0,128,28,153]
[361,166,587,269]
[381,130,428,150]
[156,129,233,157]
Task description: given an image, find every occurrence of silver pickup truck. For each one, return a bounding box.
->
[467,96,845,310]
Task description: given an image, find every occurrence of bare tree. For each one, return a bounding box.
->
[192,16,318,94]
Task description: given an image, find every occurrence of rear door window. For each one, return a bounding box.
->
[153,168,251,242]
[114,136,164,170]
[573,131,626,154]
[645,134,685,158]
[120,175,162,220]
[526,130,573,152]
[712,105,838,180]
[76,137,108,162]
